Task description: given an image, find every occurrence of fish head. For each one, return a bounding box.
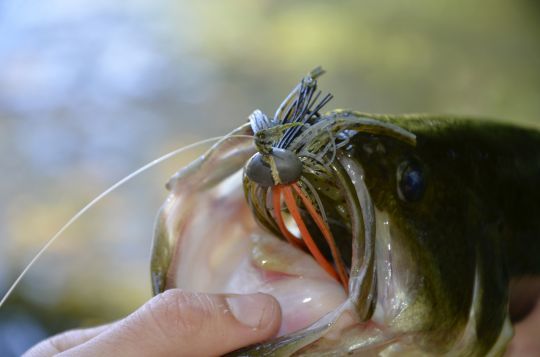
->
[152,68,513,355]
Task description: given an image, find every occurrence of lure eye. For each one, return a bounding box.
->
[245,148,303,187]
[397,159,425,202]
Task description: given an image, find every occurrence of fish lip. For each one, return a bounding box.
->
[333,153,377,321]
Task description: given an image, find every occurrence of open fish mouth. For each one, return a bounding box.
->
[150,132,396,355]
[164,170,352,338]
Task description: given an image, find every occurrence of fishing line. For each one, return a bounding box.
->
[0,134,254,308]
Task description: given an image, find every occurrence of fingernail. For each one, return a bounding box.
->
[226,293,276,329]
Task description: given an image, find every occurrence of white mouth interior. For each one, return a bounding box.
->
[166,172,348,336]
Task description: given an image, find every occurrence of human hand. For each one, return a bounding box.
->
[506,281,540,357]
[506,299,540,356]
[24,290,281,357]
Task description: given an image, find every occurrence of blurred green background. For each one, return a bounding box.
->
[0,0,539,354]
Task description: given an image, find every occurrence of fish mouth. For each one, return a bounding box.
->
[153,148,380,353]
[161,171,353,337]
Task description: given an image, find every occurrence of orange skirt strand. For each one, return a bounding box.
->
[291,183,349,290]
[271,185,306,250]
[271,184,336,282]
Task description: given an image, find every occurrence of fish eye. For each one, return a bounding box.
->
[397,159,425,202]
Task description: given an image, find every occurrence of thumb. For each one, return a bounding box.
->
[59,290,281,357]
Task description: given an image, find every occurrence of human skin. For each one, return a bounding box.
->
[23,290,281,357]
[506,278,540,356]
[507,300,540,356]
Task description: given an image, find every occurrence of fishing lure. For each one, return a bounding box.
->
[242,67,415,295]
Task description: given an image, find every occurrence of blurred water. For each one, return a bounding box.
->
[0,0,539,353]
[0,312,47,356]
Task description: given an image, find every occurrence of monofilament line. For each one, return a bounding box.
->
[0,134,253,308]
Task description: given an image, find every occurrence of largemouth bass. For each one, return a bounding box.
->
[151,68,540,356]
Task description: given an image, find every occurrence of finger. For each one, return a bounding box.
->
[506,297,540,356]
[24,323,113,357]
[58,290,281,357]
